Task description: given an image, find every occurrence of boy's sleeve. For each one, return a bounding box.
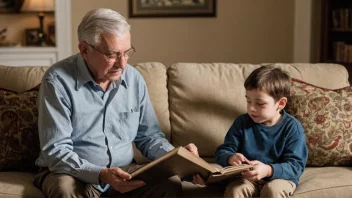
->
[215,117,244,167]
[268,120,308,185]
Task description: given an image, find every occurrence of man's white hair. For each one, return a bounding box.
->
[78,8,131,46]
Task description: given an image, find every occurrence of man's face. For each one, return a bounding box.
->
[80,32,132,85]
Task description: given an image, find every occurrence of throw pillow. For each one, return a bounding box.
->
[0,86,40,171]
[286,79,352,166]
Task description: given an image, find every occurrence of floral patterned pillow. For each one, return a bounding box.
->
[286,79,352,166]
[0,86,40,171]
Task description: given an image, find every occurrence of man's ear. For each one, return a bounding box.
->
[278,97,287,110]
[78,41,89,59]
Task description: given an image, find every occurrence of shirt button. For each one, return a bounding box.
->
[110,146,113,150]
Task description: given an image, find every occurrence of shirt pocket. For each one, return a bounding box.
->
[117,111,140,141]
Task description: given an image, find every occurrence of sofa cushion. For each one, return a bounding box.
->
[0,86,40,171]
[0,65,47,93]
[168,63,259,157]
[270,63,350,89]
[0,172,44,198]
[182,167,352,198]
[293,167,352,198]
[286,79,352,166]
[134,62,171,139]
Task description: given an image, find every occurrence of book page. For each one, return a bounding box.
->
[206,164,253,184]
[220,164,253,175]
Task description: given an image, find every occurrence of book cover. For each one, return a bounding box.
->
[130,146,253,184]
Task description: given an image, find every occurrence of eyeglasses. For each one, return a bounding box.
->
[85,41,136,62]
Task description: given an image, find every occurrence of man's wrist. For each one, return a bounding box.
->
[99,167,107,186]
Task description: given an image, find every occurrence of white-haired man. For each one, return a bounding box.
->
[34,8,198,198]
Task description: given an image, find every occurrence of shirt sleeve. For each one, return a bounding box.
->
[268,121,308,184]
[215,117,243,167]
[133,77,174,160]
[37,76,103,185]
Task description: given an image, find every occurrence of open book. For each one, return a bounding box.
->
[130,146,253,184]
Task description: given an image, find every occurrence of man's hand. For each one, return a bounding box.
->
[184,143,199,156]
[241,160,273,181]
[184,143,205,186]
[227,153,253,165]
[99,167,145,193]
[192,173,206,186]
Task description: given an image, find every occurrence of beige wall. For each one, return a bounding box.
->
[71,0,294,66]
[293,0,321,63]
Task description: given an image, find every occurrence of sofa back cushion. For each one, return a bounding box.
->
[269,63,350,89]
[134,62,171,140]
[0,65,48,93]
[167,63,350,158]
[168,63,259,157]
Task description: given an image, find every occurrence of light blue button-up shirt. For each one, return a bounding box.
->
[35,54,174,191]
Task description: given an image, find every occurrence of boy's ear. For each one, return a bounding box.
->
[278,97,287,110]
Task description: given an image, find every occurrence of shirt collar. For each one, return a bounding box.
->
[75,54,128,90]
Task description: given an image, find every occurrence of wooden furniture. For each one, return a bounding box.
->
[321,0,352,83]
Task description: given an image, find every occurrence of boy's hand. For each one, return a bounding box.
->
[227,153,253,165]
[241,160,273,181]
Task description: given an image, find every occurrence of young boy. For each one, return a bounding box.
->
[214,66,308,197]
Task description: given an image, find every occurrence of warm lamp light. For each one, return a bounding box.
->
[21,0,54,46]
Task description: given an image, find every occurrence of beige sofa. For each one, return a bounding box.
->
[0,62,351,198]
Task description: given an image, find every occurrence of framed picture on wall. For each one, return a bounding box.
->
[25,28,39,46]
[129,0,216,18]
[0,0,24,13]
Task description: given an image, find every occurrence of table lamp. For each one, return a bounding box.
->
[21,0,54,46]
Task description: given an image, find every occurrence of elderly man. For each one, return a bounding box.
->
[34,8,198,198]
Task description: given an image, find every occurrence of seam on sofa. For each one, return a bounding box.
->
[166,64,172,144]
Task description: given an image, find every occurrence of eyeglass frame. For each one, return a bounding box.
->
[84,41,136,62]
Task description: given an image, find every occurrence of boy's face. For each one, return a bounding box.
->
[245,89,286,126]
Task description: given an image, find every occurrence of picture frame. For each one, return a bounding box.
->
[129,0,216,18]
[25,28,39,46]
[0,0,24,13]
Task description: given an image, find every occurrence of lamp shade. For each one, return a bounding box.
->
[21,0,54,12]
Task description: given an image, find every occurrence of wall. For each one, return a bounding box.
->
[71,0,294,66]
[293,0,321,63]
[0,13,54,46]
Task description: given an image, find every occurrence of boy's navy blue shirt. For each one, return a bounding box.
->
[215,110,308,186]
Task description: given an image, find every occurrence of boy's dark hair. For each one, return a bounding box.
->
[244,66,291,101]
